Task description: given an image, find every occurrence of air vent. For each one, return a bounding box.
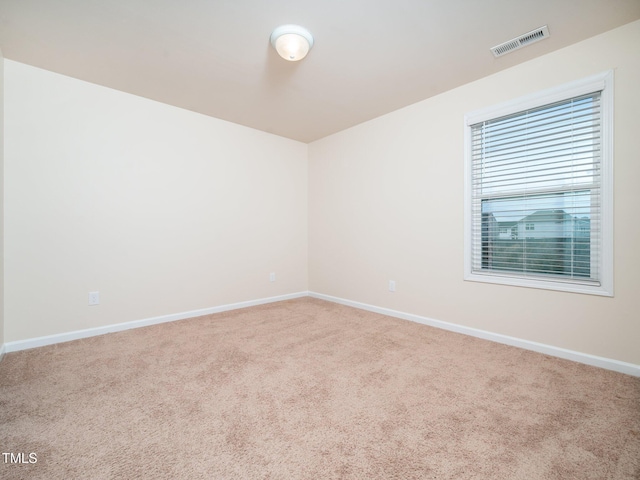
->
[490,25,550,58]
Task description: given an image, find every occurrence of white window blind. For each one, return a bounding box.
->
[469,92,602,284]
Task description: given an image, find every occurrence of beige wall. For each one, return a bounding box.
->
[0,48,4,350]
[4,60,308,342]
[309,21,640,365]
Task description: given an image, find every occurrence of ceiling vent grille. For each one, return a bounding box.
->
[490,25,550,57]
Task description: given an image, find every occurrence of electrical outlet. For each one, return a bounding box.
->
[389,280,396,292]
[88,291,100,306]
[269,272,276,282]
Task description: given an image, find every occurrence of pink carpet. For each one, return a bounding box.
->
[1,297,638,479]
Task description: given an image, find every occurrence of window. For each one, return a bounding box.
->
[464,72,613,296]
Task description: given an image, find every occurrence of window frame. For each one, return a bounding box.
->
[464,71,613,296]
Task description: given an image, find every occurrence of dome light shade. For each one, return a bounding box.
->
[270,25,314,61]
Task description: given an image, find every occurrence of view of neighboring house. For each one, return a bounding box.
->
[515,209,591,240]
[489,209,591,241]
[481,209,592,277]
[497,221,518,240]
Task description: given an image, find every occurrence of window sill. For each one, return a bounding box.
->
[464,271,613,297]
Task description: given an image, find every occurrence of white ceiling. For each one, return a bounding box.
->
[1,0,639,143]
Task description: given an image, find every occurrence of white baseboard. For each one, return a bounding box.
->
[3,292,309,354]
[309,292,640,378]
[0,343,6,362]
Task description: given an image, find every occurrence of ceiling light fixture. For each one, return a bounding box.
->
[270,24,314,62]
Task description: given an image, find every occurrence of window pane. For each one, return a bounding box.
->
[480,191,593,279]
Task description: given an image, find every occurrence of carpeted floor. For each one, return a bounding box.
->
[1,297,639,479]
